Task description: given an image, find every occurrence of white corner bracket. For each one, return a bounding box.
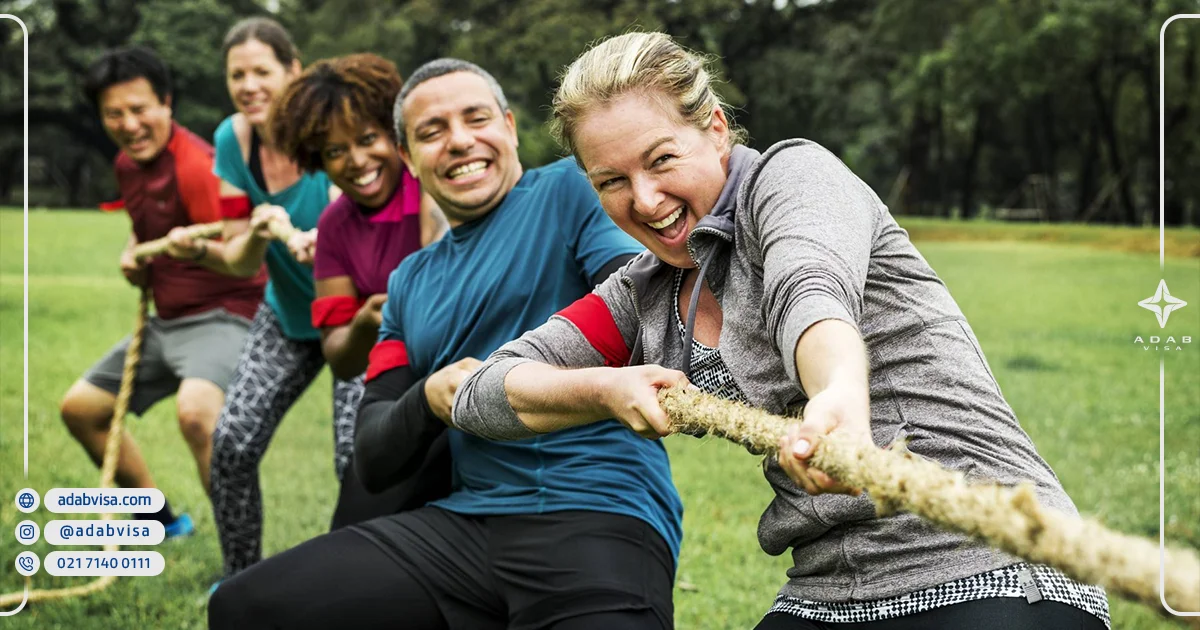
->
[0,11,29,619]
[1158,12,1200,620]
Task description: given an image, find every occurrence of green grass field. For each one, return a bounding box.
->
[0,209,1197,629]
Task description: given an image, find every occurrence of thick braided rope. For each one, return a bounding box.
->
[131,223,223,259]
[659,386,1200,625]
[131,214,301,261]
[0,289,149,609]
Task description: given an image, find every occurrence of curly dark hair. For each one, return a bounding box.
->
[270,53,402,172]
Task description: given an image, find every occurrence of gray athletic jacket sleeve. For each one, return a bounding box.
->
[746,143,882,389]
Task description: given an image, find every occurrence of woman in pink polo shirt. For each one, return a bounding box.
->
[271,53,447,526]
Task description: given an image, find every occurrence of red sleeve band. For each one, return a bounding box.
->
[311,295,367,329]
[172,125,224,224]
[98,199,125,212]
[220,195,252,219]
[555,293,630,367]
[366,340,409,382]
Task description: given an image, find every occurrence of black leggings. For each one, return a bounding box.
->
[755,597,1107,630]
[207,528,665,630]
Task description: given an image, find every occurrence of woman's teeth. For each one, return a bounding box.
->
[448,161,487,179]
[354,170,380,187]
[648,207,683,230]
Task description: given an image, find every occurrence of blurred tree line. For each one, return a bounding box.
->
[0,0,1196,225]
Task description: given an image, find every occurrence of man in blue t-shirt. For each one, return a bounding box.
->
[209,59,682,630]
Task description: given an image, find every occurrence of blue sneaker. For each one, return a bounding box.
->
[164,513,195,539]
[195,579,222,607]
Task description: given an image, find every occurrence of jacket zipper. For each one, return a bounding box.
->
[679,225,758,405]
[686,225,733,269]
[619,275,644,350]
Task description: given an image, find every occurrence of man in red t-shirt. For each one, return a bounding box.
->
[59,47,266,537]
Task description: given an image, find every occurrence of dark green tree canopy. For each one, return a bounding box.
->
[1,0,1195,225]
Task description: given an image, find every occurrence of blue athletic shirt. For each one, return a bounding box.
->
[379,158,684,559]
[213,116,330,341]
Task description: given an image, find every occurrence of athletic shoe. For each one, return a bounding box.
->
[164,513,195,539]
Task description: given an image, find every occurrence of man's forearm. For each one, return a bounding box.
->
[185,239,237,274]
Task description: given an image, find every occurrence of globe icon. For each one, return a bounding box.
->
[18,492,34,509]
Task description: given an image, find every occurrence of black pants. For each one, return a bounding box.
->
[755,597,1107,630]
[209,507,674,630]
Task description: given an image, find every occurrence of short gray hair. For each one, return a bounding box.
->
[393,58,509,151]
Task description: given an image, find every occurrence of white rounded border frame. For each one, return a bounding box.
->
[0,9,29,619]
[1159,12,1200,621]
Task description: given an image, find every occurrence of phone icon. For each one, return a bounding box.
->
[14,552,39,576]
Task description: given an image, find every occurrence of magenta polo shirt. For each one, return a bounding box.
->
[314,169,423,296]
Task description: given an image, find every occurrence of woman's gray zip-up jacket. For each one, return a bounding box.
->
[453,139,1080,602]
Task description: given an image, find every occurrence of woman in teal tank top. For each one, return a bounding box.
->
[174,16,367,580]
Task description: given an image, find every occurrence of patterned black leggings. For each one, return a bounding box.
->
[210,304,363,577]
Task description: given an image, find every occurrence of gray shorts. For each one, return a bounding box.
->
[84,308,252,416]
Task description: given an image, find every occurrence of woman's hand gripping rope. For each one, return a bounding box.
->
[778,382,868,497]
[249,204,301,243]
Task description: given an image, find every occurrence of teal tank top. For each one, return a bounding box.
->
[213,116,329,341]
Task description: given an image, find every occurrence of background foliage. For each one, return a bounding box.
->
[0,0,1197,224]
